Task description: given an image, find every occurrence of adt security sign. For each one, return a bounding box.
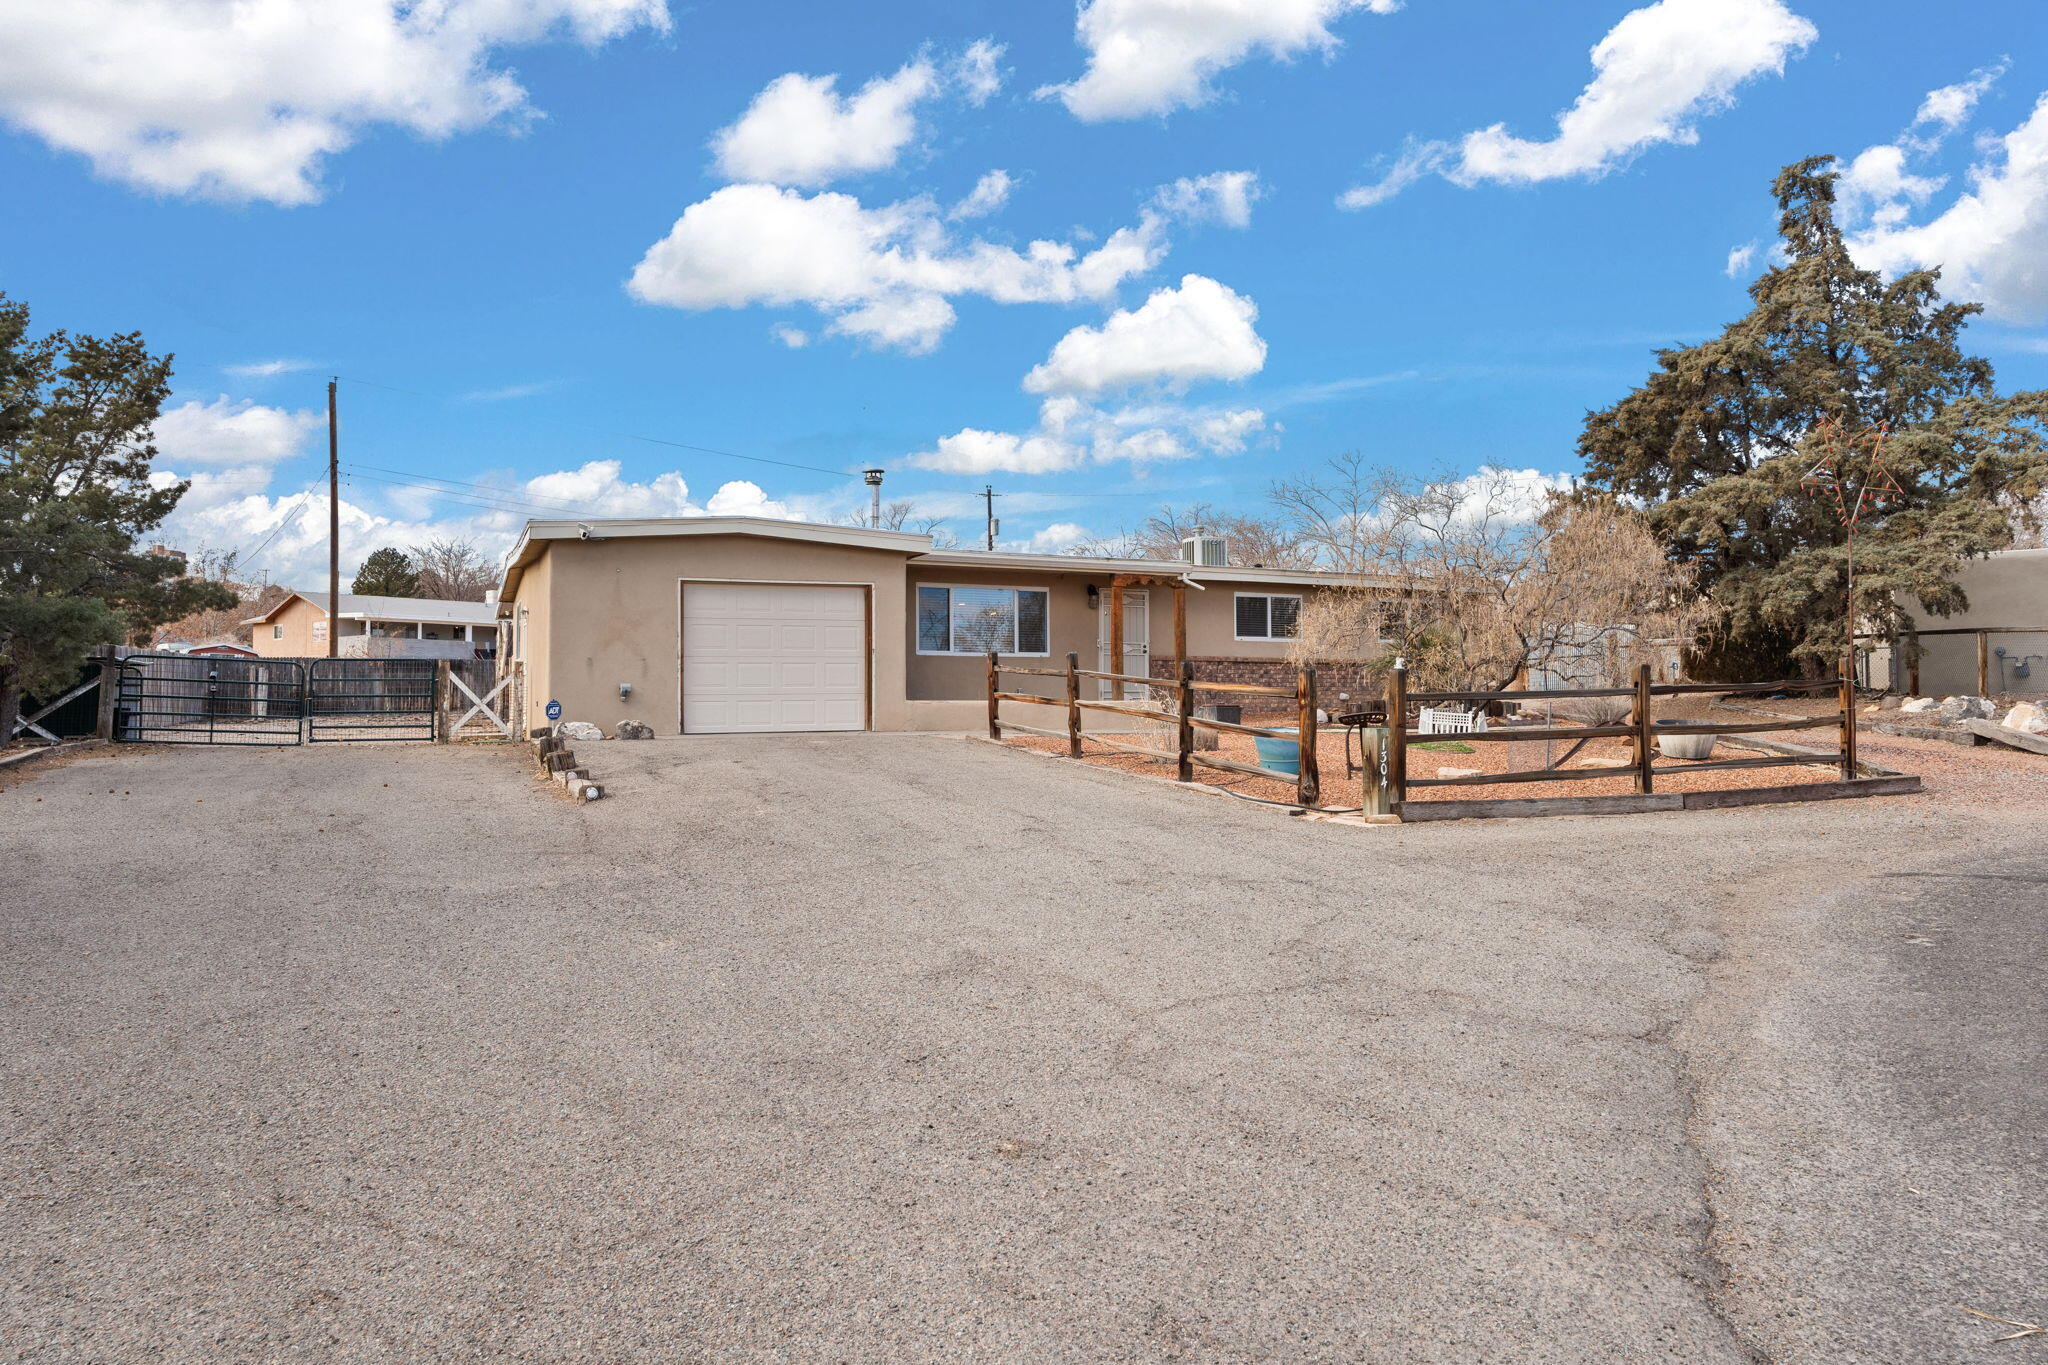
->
[545,698,562,721]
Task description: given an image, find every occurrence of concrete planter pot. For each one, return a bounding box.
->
[1654,719,1716,761]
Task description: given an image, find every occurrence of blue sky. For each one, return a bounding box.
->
[2,0,2045,585]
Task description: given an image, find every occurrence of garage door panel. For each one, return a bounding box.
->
[684,583,866,734]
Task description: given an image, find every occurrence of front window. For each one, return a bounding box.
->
[917,585,1050,655]
[1234,593,1301,641]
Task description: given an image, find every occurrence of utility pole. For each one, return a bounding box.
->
[327,378,340,658]
[982,484,1000,551]
[863,469,884,529]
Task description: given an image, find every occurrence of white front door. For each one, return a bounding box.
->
[682,583,866,733]
[1098,590,1149,699]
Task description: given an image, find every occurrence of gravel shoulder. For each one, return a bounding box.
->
[1,735,2041,1361]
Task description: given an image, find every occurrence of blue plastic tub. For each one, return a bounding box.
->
[1253,728,1300,775]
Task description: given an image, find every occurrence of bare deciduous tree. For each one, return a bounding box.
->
[1278,460,1711,697]
[413,537,497,601]
[148,549,290,647]
[839,500,959,548]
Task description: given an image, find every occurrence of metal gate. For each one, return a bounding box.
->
[116,654,306,746]
[306,658,438,742]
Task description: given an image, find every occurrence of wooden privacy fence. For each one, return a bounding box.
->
[1386,661,1860,809]
[987,651,1324,807]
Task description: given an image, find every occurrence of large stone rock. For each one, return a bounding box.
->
[614,719,655,740]
[558,720,604,741]
[1937,695,1995,723]
[2000,701,2048,735]
[1898,696,1938,713]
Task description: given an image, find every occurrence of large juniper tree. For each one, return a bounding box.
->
[1578,157,2048,679]
[0,292,234,743]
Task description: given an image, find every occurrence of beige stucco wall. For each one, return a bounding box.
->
[905,566,1315,699]
[511,534,917,735]
[512,548,554,734]
[1874,548,2048,696]
[249,596,365,657]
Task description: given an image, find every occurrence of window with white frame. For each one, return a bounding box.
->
[312,619,328,643]
[1234,592,1301,641]
[916,585,1049,655]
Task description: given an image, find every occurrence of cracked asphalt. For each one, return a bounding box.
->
[1,736,2040,1362]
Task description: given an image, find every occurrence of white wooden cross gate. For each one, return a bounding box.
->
[445,668,518,739]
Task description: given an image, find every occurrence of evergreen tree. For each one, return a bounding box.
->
[0,293,235,743]
[1578,157,2048,679]
[352,546,420,597]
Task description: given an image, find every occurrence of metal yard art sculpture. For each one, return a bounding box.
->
[1799,417,1908,679]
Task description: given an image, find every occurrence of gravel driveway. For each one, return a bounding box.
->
[2,736,2040,1362]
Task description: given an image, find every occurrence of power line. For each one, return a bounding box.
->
[335,375,855,480]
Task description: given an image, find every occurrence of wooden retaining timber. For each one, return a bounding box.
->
[1400,774,1923,822]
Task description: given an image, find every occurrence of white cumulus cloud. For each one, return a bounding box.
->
[1340,0,1814,206]
[153,397,320,467]
[627,183,1168,353]
[910,393,1269,477]
[0,0,668,205]
[1151,170,1263,227]
[1043,0,1395,122]
[1453,0,1816,185]
[155,458,810,587]
[1850,92,2048,324]
[1024,275,1266,396]
[950,169,1014,220]
[712,60,937,187]
[709,41,1007,188]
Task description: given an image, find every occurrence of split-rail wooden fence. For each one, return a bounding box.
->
[986,652,1323,807]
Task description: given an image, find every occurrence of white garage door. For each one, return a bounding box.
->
[682,583,867,733]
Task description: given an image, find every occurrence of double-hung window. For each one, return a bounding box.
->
[916,585,1050,656]
[1234,592,1301,641]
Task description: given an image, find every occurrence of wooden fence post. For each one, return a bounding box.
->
[1633,662,1654,796]
[1065,652,1082,757]
[1176,660,1194,783]
[1387,662,1409,810]
[986,652,1000,740]
[1977,630,1990,696]
[1296,667,1320,807]
[1840,655,1858,780]
[93,645,122,740]
[1906,624,1921,697]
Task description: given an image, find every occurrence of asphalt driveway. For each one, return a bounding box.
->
[1,735,2040,1362]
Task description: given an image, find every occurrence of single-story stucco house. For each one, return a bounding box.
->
[492,516,1388,736]
[246,591,502,660]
